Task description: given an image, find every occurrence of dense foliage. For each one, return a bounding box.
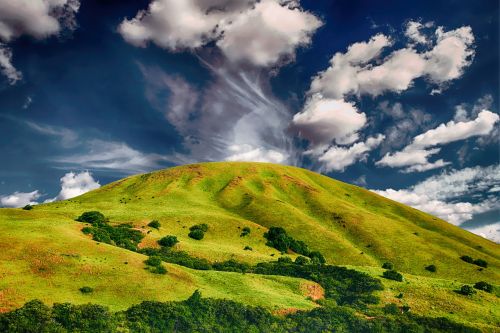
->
[425,264,437,272]
[472,259,488,268]
[458,285,476,296]
[22,204,33,210]
[382,262,394,270]
[148,220,161,229]
[140,247,212,270]
[473,281,493,293]
[0,294,481,333]
[240,226,251,237]
[188,224,208,240]
[77,211,144,251]
[460,255,474,263]
[158,235,179,247]
[264,227,325,264]
[382,270,403,282]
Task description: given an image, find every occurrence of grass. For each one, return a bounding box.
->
[0,162,498,328]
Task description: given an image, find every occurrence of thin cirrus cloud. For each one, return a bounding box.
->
[377,109,499,172]
[118,0,322,67]
[0,0,80,84]
[291,22,475,172]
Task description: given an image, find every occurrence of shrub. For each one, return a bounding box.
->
[189,224,208,232]
[473,259,487,268]
[459,285,476,296]
[240,227,251,237]
[473,281,493,293]
[158,235,178,248]
[264,227,290,252]
[309,251,326,264]
[144,256,162,267]
[382,270,403,282]
[383,303,400,315]
[22,204,33,210]
[188,229,205,240]
[148,220,161,229]
[278,256,293,264]
[79,286,93,294]
[460,255,474,263]
[76,211,106,225]
[150,265,167,275]
[295,256,310,265]
[425,265,437,272]
[243,246,252,251]
[382,262,394,270]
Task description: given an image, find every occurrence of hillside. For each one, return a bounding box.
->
[0,162,498,330]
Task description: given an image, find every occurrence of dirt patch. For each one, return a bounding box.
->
[300,282,324,301]
[138,237,160,249]
[273,307,300,316]
[0,288,20,313]
[282,175,318,192]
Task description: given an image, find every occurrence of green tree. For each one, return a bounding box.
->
[158,235,179,247]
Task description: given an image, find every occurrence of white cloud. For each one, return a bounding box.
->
[0,0,80,83]
[309,26,474,99]
[118,0,321,67]
[52,171,100,201]
[25,121,78,147]
[404,20,433,45]
[55,140,168,174]
[0,43,21,83]
[316,134,385,172]
[372,165,500,230]
[377,110,499,172]
[292,95,366,146]
[466,222,500,243]
[225,144,286,163]
[0,190,40,207]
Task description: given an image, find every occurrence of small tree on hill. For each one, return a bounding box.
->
[189,229,205,240]
[459,285,476,296]
[148,220,161,229]
[382,262,394,270]
[425,265,437,273]
[473,281,493,293]
[158,235,178,247]
[383,270,403,282]
[460,255,473,263]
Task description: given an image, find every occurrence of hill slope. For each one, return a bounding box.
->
[0,162,498,329]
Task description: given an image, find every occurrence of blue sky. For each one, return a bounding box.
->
[0,0,498,241]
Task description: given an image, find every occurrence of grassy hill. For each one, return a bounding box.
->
[0,162,498,330]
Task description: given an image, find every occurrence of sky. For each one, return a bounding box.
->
[0,0,498,242]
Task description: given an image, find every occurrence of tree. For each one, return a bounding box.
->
[158,235,178,247]
[460,255,474,263]
[382,270,403,282]
[459,285,476,296]
[472,259,488,268]
[22,204,33,210]
[188,229,205,240]
[240,227,251,237]
[309,251,326,264]
[144,256,162,267]
[76,211,106,225]
[294,256,310,265]
[148,220,161,229]
[382,262,394,270]
[425,265,437,272]
[473,281,493,293]
[79,286,94,294]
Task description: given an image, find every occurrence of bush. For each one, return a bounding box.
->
[150,265,167,275]
[79,286,93,294]
[383,303,400,315]
[190,224,208,232]
[295,256,310,265]
[309,251,326,264]
[243,246,252,251]
[76,211,106,225]
[158,235,178,248]
[278,256,293,264]
[459,285,476,296]
[382,270,403,282]
[148,220,161,229]
[264,227,290,252]
[22,204,33,210]
[473,281,493,293]
[473,259,487,268]
[425,265,437,272]
[382,262,394,270]
[144,256,162,267]
[240,227,251,237]
[460,255,474,263]
[188,229,205,240]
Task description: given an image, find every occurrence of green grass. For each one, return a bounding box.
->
[0,162,498,329]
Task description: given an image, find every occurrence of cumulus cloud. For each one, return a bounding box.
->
[372,164,500,237]
[0,190,40,207]
[377,110,499,172]
[0,0,80,83]
[54,140,169,174]
[292,95,366,146]
[51,171,100,201]
[309,25,474,99]
[466,222,500,243]
[404,20,433,45]
[119,0,321,67]
[316,134,385,172]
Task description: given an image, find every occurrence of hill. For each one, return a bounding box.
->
[0,162,498,330]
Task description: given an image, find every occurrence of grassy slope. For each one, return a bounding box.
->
[0,162,498,328]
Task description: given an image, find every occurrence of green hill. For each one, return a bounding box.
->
[0,162,498,330]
